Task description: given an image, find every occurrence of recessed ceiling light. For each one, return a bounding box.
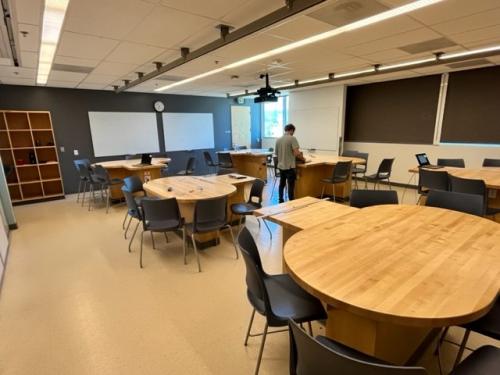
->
[155,0,443,92]
[37,0,70,85]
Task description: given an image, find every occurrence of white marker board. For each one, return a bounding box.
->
[88,112,160,157]
[163,112,215,152]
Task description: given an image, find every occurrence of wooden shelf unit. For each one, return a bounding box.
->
[0,110,64,204]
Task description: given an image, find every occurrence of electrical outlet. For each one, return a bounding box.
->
[73,150,79,156]
[60,146,65,152]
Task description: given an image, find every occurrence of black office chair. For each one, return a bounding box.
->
[288,319,426,375]
[270,155,282,198]
[350,190,398,208]
[320,161,352,202]
[122,176,147,233]
[176,156,196,176]
[139,198,185,269]
[92,165,123,213]
[351,152,368,189]
[237,228,326,375]
[266,148,274,179]
[73,159,91,204]
[449,175,500,217]
[425,190,484,217]
[185,196,238,272]
[203,151,219,174]
[122,186,143,252]
[230,179,272,238]
[482,158,500,167]
[417,168,449,204]
[437,158,465,168]
[77,164,105,210]
[365,158,395,189]
[218,152,233,168]
[452,345,500,375]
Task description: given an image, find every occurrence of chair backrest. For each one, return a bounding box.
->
[437,158,465,168]
[193,196,228,232]
[341,150,358,157]
[141,197,182,229]
[333,161,352,181]
[449,175,487,214]
[248,179,265,205]
[77,163,92,180]
[203,151,214,166]
[73,158,90,170]
[350,190,398,208]
[218,152,233,168]
[288,320,427,375]
[123,175,144,194]
[425,190,484,217]
[483,158,500,167]
[356,152,369,172]
[121,186,142,219]
[376,158,395,177]
[186,157,196,174]
[92,165,111,184]
[418,169,449,194]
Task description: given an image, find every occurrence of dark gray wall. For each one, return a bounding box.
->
[0,85,261,194]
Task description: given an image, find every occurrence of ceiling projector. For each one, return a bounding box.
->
[254,73,280,103]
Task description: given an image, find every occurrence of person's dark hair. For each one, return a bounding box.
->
[284,124,295,132]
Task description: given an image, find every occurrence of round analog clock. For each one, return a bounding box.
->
[154,100,165,112]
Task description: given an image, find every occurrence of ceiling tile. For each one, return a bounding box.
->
[54,55,101,68]
[17,24,40,52]
[105,42,164,64]
[222,0,284,28]
[159,0,249,19]
[64,0,154,40]
[77,83,109,90]
[13,0,43,25]
[215,34,291,62]
[57,32,119,60]
[92,61,137,76]
[264,16,334,41]
[448,25,500,45]
[48,70,87,83]
[82,73,121,85]
[45,80,79,88]
[0,77,35,86]
[20,51,38,68]
[126,5,213,48]
[0,66,36,79]
[0,58,13,66]
[431,8,500,36]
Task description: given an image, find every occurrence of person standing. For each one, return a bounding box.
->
[275,124,305,203]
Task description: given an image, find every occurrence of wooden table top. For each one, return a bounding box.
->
[298,155,366,168]
[96,158,170,170]
[218,149,273,156]
[408,166,500,189]
[254,196,321,217]
[197,174,255,186]
[143,176,236,202]
[284,204,500,327]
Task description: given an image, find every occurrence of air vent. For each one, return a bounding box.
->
[307,0,388,27]
[446,59,493,69]
[52,63,93,73]
[156,75,185,82]
[398,37,456,54]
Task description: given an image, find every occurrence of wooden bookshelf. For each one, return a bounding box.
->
[0,111,64,204]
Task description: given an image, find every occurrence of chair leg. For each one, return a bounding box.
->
[332,184,336,202]
[434,327,449,355]
[320,184,325,199]
[88,184,93,211]
[191,234,202,272]
[453,329,471,369]
[106,186,110,213]
[76,180,82,203]
[81,182,87,207]
[244,308,256,346]
[164,232,169,243]
[151,232,156,249]
[388,178,392,190]
[254,323,269,375]
[258,218,261,228]
[182,228,187,265]
[128,220,140,253]
[122,210,129,229]
[262,219,272,240]
[307,321,313,335]
[225,224,239,259]
[237,216,244,237]
[139,230,145,268]
[124,216,132,239]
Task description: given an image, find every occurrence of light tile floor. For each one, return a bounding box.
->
[0,182,498,375]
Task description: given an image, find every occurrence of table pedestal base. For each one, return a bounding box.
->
[296,164,352,199]
[326,305,433,365]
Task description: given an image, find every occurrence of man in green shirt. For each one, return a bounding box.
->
[275,124,305,203]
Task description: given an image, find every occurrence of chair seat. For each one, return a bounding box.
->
[316,336,389,365]
[321,177,348,184]
[231,202,261,215]
[352,167,365,174]
[365,173,389,180]
[261,273,326,327]
[185,220,227,234]
[144,218,182,232]
[176,170,193,176]
[461,299,500,340]
[450,345,500,375]
[486,206,500,216]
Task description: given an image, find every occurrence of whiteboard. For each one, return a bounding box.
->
[88,112,159,157]
[163,112,215,152]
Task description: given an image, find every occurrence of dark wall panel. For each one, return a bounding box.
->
[0,85,261,193]
[441,66,500,144]
[345,75,441,144]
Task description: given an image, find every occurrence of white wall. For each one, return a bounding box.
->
[262,84,346,154]
[345,141,500,185]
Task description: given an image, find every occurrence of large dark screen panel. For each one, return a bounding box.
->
[345,75,441,144]
[441,66,500,144]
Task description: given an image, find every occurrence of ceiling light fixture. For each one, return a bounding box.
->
[334,68,375,79]
[440,45,500,60]
[37,0,70,85]
[298,76,329,85]
[378,57,437,71]
[155,0,443,92]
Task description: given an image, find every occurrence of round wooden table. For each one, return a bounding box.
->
[284,204,500,364]
[445,167,500,189]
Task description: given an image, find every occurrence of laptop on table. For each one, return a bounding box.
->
[133,153,152,167]
[415,153,443,169]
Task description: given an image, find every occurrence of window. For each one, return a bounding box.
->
[263,96,288,138]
